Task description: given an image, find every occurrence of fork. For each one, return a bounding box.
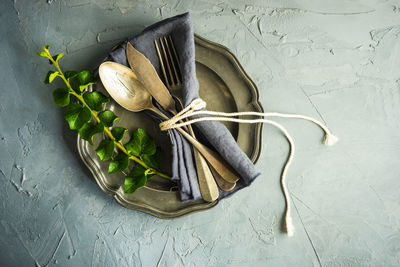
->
[154,36,236,193]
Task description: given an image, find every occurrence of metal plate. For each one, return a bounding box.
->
[77,34,263,218]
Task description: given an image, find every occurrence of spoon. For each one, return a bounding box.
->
[99,62,240,186]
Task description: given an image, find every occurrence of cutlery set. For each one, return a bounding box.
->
[99,36,239,202]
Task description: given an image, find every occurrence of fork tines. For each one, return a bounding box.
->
[154,36,182,88]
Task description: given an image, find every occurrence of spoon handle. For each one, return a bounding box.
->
[149,106,240,184]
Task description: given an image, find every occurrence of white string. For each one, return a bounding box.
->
[160,99,338,146]
[159,98,338,236]
[262,119,295,236]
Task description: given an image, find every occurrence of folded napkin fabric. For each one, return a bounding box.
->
[110,12,261,201]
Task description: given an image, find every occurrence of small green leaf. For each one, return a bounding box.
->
[142,147,162,170]
[83,91,110,112]
[64,102,91,130]
[48,53,64,65]
[78,122,104,145]
[108,153,129,174]
[111,127,127,142]
[95,139,115,161]
[53,88,70,107]
[65,71,78,80]
[44,71,59,84]
[77,70,93,83]
[142,147,163,170]
[76,70,96,92]
[125,128,156,157]
[54,53,64,61]
[36,51,47,57]
[99,110,119,127]
[124,164,148,194]
[43,45,50,50]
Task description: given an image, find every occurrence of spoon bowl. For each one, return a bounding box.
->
[99,62,155,113]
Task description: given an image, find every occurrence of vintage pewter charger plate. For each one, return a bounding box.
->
[77,34,263,218]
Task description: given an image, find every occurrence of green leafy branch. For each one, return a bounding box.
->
[37,45,173,194]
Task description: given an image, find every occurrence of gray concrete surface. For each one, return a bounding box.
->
[1,0,400,266]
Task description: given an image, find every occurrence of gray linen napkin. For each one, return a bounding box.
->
[110,12,261,201]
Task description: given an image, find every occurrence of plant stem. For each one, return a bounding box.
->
[44,48,173,181]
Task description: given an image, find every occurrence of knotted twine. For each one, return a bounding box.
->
[160,98,338,236]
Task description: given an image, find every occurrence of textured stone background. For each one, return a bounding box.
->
[1,0,400,266]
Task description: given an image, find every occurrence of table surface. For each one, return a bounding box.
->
[1,0,400,266]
